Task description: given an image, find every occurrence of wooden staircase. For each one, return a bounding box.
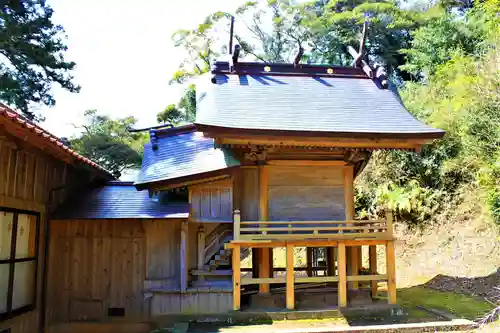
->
[191,224,234,285]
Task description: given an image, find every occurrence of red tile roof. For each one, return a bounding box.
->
[0,103,113,177]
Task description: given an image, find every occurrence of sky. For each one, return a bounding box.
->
[41,0,247,138]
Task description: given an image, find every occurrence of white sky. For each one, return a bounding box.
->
[40,0,247,137]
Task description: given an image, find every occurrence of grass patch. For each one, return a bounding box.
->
[397,286,494,320]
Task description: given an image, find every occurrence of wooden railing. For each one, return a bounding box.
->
[203,224,233,264]
[232,209,393,241]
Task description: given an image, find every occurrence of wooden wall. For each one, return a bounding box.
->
[143,219,215,280]
[240,168,259,221]
[46,219,224,323]
[0,133,87,333]
[268,166,345,221]
[150,292,232,316]
[190,179,233,222]
[46,219,148,323]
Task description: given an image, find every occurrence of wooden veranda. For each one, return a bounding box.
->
[225,165,397,311]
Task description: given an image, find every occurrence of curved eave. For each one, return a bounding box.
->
[134,166,238,191]
[195,123,445,149]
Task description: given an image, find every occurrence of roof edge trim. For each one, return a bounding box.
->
[194,124,446,141]
[134,166,239,190]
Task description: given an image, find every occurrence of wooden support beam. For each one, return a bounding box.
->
[241,277,285,285]
[357,246,362,268]
[266,160,346,167]
[386,241,397,304]
[232,245,241,310]
[286,244,295,310]
[343,165,354,221]
[327,247,335,276]
[338,242,347,307]
[226,239,388,249]
[369,245,378,298]
[233,209,241,241]
[197,226,205,270]
[386,209,394,238]
[258,166,270,293]
[349,246,359,290]
[269,248,274,279]
[259,248,270,293]
[344,165,359,290]
[180,221,188,292]
[252,248,259,278]
[306,248,313,277]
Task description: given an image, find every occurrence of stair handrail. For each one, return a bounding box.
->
[204,223,233,264]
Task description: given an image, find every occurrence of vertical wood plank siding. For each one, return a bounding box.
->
[241,168,259,221]
[0,136,76,333]
[267,166,345,221]
[190,180,233,222]
[47,219,151,323]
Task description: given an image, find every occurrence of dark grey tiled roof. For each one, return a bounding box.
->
[196,74,444,137]
[51,183,189,219]
[135,130,240,187]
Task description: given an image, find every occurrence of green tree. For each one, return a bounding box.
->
[400,4,494,78]
[157,104,183,125]
[158,85,197,125]
[356,0,500,224]
[71,110,147,177]
[170,0,307,84]
[0,0,79,119]
[177,84,196,122]
[299,0,428,79]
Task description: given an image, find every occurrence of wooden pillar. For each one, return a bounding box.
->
[306,248,313,277]
[232,169,242,212]
[386,241,397,304]
[252,249,259,278]
[386,209,394,238]
[349,247,359,289]
[338,242,347,307]
[233,209,241,241]
[357,246,362,268]
[327,247,335,276]
[269,248,274,279]
[197,226,205,270]
[259,248,270,293]
[258,166,270,293]
[232,245,241,310]
[343,165,354,220]
[344,165,358,290]
[369,245,378,298]
[180,221,189,292]
[286,244,295,310]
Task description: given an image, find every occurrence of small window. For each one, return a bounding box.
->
[0,208,40,321]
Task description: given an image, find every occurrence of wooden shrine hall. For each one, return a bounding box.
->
[0,37,444,333]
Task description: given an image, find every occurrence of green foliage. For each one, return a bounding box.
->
[70,110,147,177]
[157,104,182,125]
[401,5,493,77]
[357,1,500,224]
[300,0,425,78]
[158,85,196,125]
[0,0,79,119]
